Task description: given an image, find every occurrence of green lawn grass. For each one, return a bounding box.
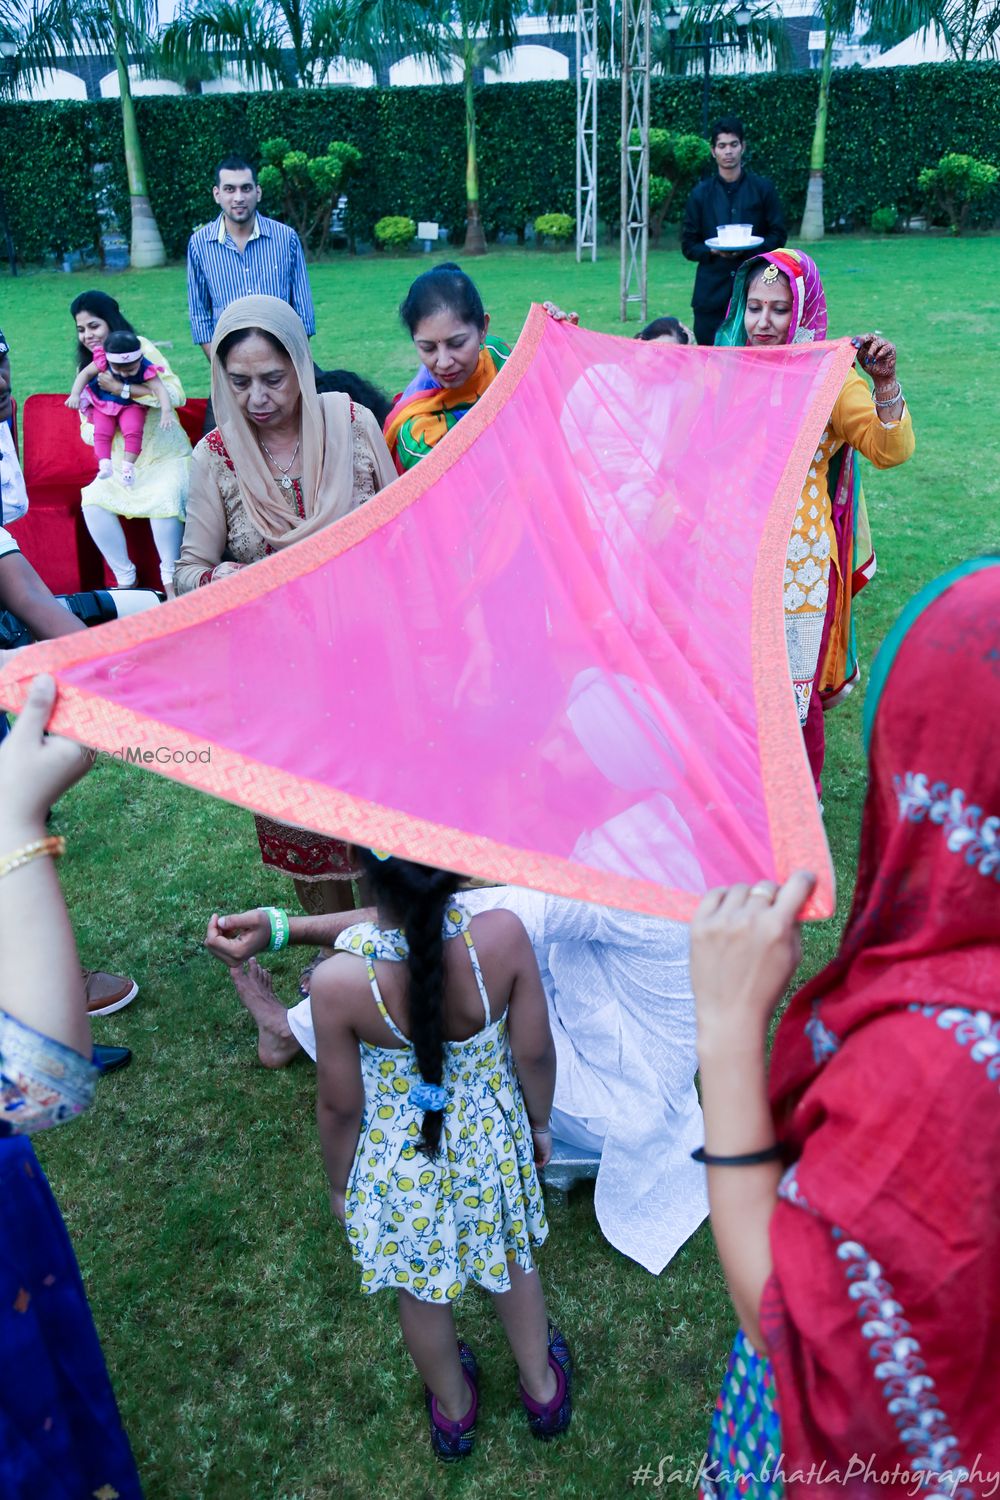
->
[7,237,1000,1498]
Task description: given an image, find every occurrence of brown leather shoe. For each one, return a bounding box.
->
[83,969,139,1017]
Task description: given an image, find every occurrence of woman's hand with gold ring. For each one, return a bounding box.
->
[748,881,777,900]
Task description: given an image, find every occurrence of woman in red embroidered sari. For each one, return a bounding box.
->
[176,295,397,914]
[690,558,1000,1498]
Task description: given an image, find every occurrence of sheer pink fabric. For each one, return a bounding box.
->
[0,307,854,917]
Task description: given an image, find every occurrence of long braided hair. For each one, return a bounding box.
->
[359,851,459,1157]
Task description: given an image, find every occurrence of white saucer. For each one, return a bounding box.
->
[705,234,764,252]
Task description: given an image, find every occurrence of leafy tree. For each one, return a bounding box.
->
[536,0,788,79]
[646,128,711,242]
[1,0,167,265]
[258,136,362,254]
[918,150,999,230]
[628,127,711,243]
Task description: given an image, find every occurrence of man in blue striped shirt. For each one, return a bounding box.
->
[187,156,316,359]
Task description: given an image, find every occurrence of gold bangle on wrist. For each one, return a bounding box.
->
[0,835,66,879]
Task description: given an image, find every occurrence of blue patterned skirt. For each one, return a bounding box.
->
[701,1330,784,1498]
[0,1135,142,1498]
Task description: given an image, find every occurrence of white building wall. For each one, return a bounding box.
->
[11,67,86,101]
[99,66,184,97]
[389,56,463,86]
[485,44,570,82]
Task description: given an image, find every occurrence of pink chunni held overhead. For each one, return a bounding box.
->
[0,306,855,917]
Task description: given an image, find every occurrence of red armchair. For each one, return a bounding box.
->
[12,395,207,594]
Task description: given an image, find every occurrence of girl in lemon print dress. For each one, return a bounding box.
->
[311,850,571,1461]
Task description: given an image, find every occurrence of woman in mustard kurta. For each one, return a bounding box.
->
[716,247,914,789]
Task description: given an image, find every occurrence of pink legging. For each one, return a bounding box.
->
[91,403,147,462]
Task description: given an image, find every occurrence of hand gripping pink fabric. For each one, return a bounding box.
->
[0,306,854,917]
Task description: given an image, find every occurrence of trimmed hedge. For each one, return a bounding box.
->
[1,60,998,262]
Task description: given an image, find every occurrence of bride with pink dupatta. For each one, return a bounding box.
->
[175,295,397,915]
[715,248,914,791]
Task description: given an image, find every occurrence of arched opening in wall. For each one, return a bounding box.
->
[317,60,377,86]
[99,67,184,97]
[388,55,463,86]
[11,67,87,101]
[202,65,275,93]
[484,44,570,82]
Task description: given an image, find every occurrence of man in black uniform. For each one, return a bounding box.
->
[681,116,787,346]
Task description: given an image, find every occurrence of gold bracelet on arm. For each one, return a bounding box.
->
[0,835,66,880]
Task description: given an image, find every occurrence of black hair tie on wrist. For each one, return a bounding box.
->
[691,1144,784,1167]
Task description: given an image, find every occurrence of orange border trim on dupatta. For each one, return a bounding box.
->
[749,337,857,919]
[0,309,845,920]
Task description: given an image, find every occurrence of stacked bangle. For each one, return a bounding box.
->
[264,906,290,951]
[0,835,65,880]
[530,1121,552,1136]
[873,382,903,408]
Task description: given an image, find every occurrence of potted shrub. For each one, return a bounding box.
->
[533,213,574,249]
[374,215,417,254]
[870,205,899,234]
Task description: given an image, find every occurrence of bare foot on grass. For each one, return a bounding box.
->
[229,958,302,1069]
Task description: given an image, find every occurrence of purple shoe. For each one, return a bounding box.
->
[520,1325,573,1439]
[425,1341,479,1461]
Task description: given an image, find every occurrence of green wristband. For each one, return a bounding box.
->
[265,906,290,952]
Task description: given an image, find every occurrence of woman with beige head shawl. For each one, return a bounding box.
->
[175,295,397,917]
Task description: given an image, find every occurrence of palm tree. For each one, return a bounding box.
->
[160,0,356,90]
[2,0,167,266]
[933,0,1000,58]
[429,2,522,254]
[340,0,523,254]
[799,0,933,240]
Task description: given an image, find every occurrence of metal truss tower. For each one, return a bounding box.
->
[575,0,598,262]
[619,0,650,321]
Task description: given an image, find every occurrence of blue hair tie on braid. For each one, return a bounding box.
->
[411,1080,447,1112]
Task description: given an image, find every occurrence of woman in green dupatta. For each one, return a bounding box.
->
[715,247,914,791]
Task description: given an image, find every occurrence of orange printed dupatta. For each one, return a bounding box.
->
[383,336,510,473]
